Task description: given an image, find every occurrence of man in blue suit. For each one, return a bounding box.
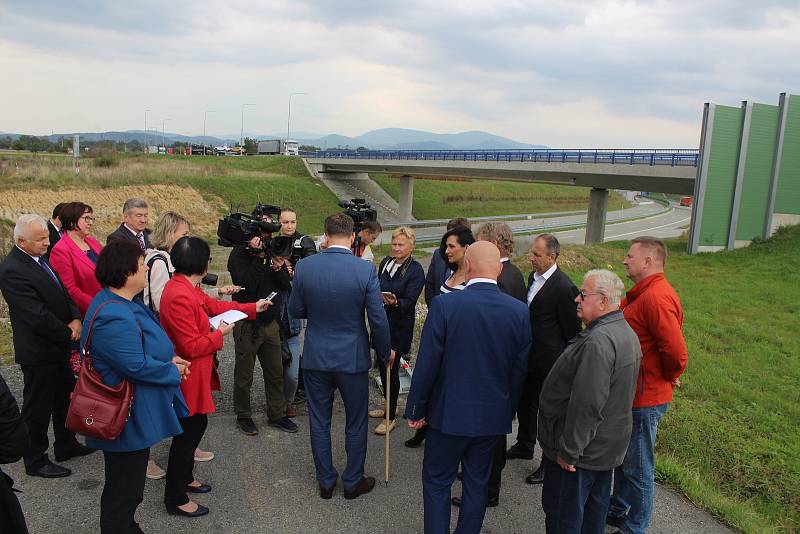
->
[288,212,391,500]
[406,241,531,534]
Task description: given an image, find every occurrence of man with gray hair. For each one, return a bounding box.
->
[106,197,151,249]
[538,269,642,533]
[0,214,91,479]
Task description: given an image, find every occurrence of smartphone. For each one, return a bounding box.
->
[381,292,393,297]
[265,291,278,302]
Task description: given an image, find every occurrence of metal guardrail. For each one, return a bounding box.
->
[302,148,699,167]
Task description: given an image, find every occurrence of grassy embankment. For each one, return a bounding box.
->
[508,227,799,534]
[371,173,631,220]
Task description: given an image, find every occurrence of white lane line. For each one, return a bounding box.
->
[605,217,690,240]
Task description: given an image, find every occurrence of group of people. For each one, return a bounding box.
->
[0,197,687,534]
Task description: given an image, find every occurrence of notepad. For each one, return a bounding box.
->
[209,310,248,330]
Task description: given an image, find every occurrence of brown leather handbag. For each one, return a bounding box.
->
[66,301,135,440]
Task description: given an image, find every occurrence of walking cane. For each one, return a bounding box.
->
[384,360,391,486]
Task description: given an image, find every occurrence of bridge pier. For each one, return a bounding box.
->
[585,187,609,245]
[398,175,414,223]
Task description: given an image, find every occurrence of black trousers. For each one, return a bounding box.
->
[515,370,547,452]
[377,355,401,421]
[100,448,149,534]
[488,434,507,498]
[20,363,79,470]
[164,414,207,508]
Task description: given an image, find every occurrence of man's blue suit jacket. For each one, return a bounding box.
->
[405,282,531,437]
[288,246,391,373]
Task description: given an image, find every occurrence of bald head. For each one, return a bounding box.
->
[464,241,503,282]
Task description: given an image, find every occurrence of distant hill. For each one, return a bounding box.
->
[0,128,545,150]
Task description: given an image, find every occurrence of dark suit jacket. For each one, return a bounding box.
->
[288,247,391,373]
[498,260,526,302]
[106,223,152,248]
[0,247,80,366]
[46,220,61,258]
[424,249,448,305]
[378,257,425,356]
[527,266,582,375]
[405,282,531,437]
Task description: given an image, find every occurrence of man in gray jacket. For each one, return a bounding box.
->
[537,269,642,534]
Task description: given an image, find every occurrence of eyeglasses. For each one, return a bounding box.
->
[81,215,95,222]
[578,290,604,301]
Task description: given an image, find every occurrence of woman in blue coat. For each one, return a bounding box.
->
[81,240,190,533]
[371,227,425,435]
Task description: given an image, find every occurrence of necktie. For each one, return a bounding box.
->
[136,232,146,250]
[38,257,61,286]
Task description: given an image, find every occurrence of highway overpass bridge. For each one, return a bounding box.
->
[303,148,698,244]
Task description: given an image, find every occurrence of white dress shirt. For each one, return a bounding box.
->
[526,262,558,305]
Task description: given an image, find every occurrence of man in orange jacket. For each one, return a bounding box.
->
[607,236,688,534]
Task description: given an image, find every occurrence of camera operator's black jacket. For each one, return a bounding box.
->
[227,247,291,325]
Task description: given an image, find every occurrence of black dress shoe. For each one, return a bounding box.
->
[343,476,376,500]
[404,432,425,448]
[319,483,334,499]
[268,417,299,433]
[186,483,212,494]
[26,462,71,478]
[506,442,534,460]
[237,418,259,436]
[451,495,499,508]
[166,503,209,517]
[55,443,96,462]
[525,465,545,485]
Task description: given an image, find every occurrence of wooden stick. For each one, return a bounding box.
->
[384,361,391,486]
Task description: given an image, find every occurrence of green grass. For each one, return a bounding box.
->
[371,173,631,220]
[511,227,800,533]
[0,154,340,234]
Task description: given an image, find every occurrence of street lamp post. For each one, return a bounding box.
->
[162,118,172,151]
[240,103,255,148]
[204,110,215,141]
[287,92,308,142]
[144,109,151,153]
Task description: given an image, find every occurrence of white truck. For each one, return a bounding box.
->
[257,139,299,156]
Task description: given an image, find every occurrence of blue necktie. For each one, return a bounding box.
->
[38,257,61,287]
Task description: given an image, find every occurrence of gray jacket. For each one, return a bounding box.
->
[537,309,642,471]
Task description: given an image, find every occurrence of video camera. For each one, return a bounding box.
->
[338,198,377,234]
[216,203,293,257]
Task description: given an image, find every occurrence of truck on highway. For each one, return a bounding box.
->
[257,139,299,156]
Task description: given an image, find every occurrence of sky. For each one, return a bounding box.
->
[1,0,799,147]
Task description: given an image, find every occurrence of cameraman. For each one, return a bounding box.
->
[356,220,382,261]
[277,208,317,412]
[227,220,298,436]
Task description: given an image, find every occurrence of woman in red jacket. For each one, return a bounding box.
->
[159,237,271,518]
[49,201,103,316]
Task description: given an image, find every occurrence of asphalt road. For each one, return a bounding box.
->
[1,343,733,533]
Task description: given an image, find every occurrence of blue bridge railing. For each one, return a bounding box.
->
[301,148,699,167]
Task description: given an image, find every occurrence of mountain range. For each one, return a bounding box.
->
[0,128,546,151]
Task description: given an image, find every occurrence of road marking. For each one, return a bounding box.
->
[605,217,691,239]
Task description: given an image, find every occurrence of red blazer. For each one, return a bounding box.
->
[159,275,256,416]
[49,234,103,316]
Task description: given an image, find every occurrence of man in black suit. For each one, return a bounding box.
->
[45,202,66,259]
[0,371,30,532]
[106,197,151,249]
[506,233,582,486]
[424,217,470,305]
[0,214,94,479]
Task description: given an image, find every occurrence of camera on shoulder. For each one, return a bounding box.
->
[216,203,293,258]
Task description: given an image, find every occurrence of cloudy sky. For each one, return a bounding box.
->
[1,0,798,147]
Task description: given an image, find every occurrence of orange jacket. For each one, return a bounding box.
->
[621,273,687,408]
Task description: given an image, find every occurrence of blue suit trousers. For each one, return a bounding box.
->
[303,369,368,490]
[423,428,497,534]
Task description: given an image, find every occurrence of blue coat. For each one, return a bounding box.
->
[378,257,425,356]
[81,289,188,452]
[405,282,531,437]
[288,247,391,373]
